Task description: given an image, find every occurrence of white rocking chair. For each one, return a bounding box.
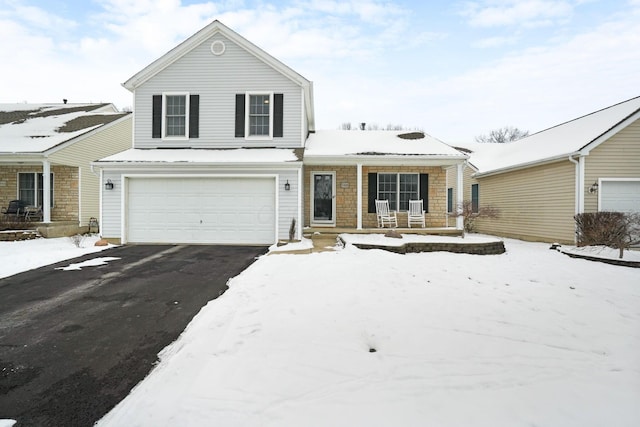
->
[375,199,398,228]
[408,199,425,228]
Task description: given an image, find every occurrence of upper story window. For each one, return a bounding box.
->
[235,92,284,139]
[165,95,187,137]
[152,93,199,139]
[248,94,271,136]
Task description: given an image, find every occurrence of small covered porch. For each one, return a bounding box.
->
[303,130,470,234]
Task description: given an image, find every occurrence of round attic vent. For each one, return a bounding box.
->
[210,40,226,56]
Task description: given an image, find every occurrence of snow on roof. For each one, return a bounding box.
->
[305,130,466,158]
[97,148,301,164]
[0,103,124,154]
[457,96,640,175]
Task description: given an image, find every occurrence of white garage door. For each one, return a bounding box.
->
[127,177,276,244]
[600,180,640,213]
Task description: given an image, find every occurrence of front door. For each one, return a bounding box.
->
[312,172,335,225]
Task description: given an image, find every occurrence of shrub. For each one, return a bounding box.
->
[289,218,297,242]
[69,234,86,248]
[575,211,640,258]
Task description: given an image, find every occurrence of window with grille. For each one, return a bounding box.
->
[248,94,271,136]
[377,173,419,211]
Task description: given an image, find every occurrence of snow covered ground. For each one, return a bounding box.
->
[1,235,639,427]
[95,237,638,427]
[0,235,114,279]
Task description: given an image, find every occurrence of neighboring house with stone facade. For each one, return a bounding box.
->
[0,103,131,236]
[93,20,468,245]
[449,96,640,244]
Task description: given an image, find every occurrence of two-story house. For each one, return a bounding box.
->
[95,20,468,245]
[95,21,313,245]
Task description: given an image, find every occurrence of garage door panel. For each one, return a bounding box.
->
[127,177,276,244]
[601,180,640,213]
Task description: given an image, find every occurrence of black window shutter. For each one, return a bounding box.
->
[189,94,199,138]
[235,94,245,137]
[273,93,283,137]
[419,173,429,213]
[152,95,162,138]
[368,173,378,213]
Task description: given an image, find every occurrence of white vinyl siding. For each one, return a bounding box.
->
[133,34,304,149]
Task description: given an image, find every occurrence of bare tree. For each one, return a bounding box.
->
[449,200,500,235]
[475,126,529,143]
[340,122,352,130]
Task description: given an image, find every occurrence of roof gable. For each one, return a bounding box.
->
[122,20,314,130]
[0,103,129,154]
[460,96,640,176]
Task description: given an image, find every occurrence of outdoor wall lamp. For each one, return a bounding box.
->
[284,180,291,191]
[105,179,114,190]
[588,181,598,194]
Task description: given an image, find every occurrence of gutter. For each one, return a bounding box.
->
[303,154,468,166]
[90,160,303,170]
[473,152,581,178]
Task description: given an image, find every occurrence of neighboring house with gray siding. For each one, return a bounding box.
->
[453,96,640,244]
[0,103,131,235]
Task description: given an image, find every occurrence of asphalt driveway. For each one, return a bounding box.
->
[0,244,267,427]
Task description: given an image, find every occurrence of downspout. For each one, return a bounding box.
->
[568,154,583,245]
[568,155,584,215]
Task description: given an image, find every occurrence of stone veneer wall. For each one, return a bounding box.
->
[344,239,506,255]
[304,165,448,228]
[363,166,448,228]
[0,165,79,222]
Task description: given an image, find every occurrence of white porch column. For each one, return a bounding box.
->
[357,163,363,229]
[42,159,51,222]
[456,163,464,230]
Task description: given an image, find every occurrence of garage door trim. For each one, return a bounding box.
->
[121,173,279,244]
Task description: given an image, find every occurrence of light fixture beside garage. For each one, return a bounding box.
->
[284,180,290,191]
[588,181,598,194]
[105,179,114,190]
